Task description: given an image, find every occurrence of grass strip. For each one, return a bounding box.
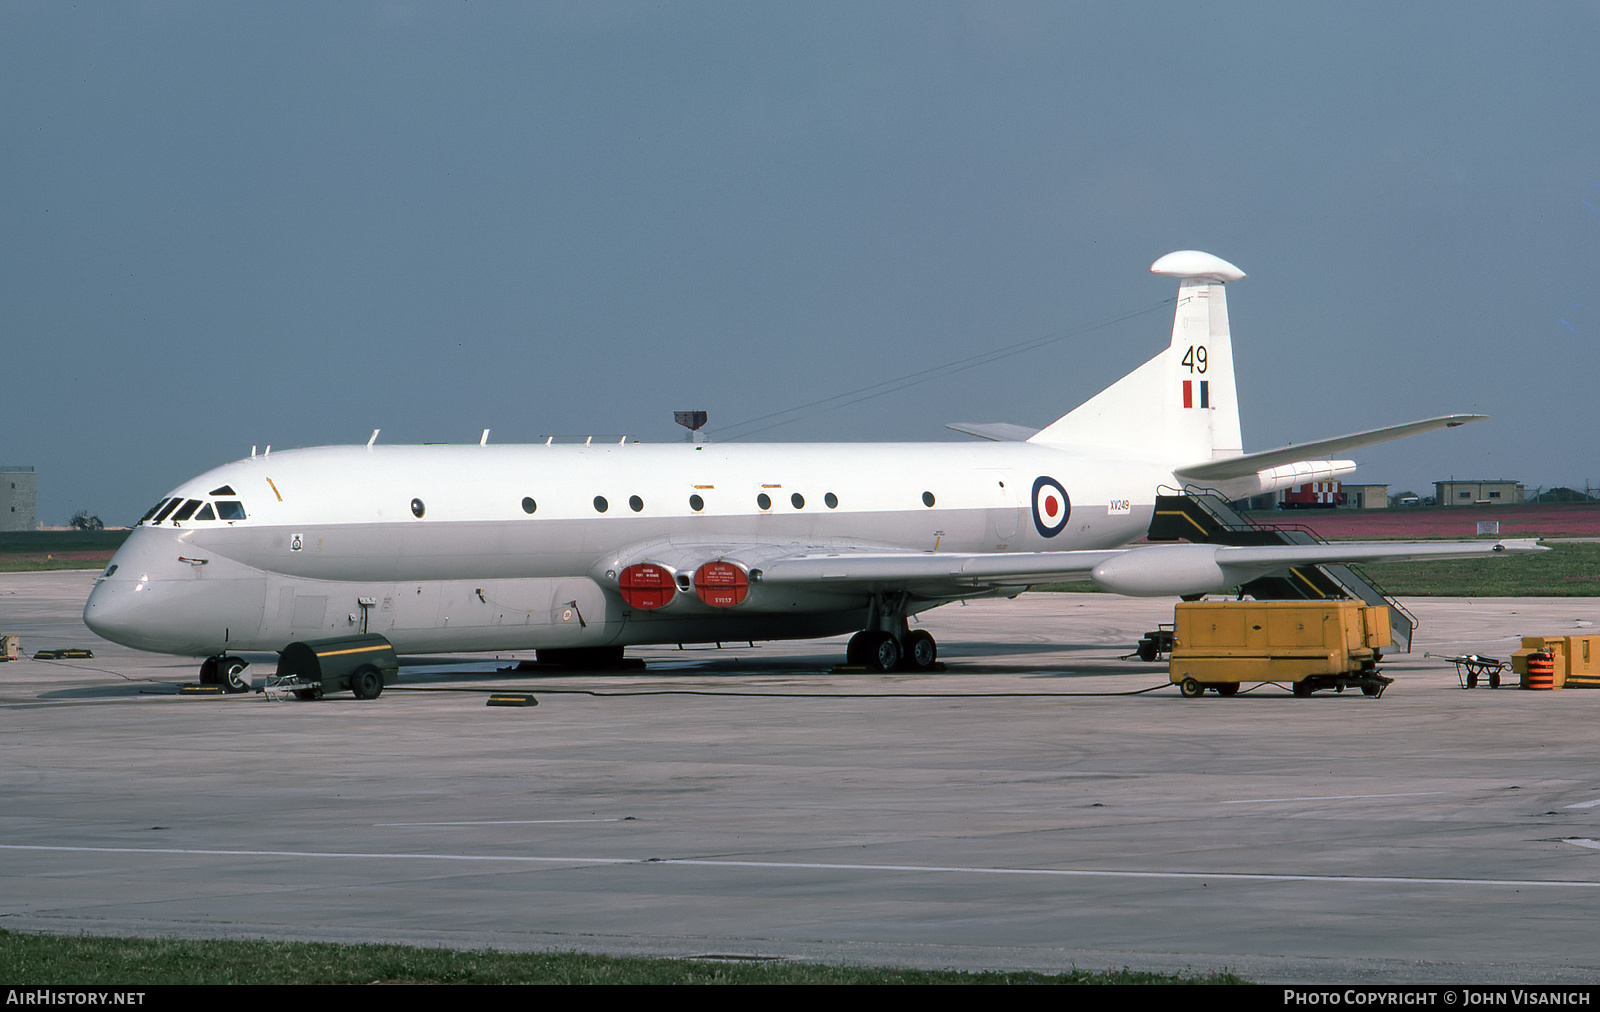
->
[0,930,1244,985]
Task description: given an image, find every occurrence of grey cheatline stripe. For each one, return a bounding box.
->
[5,844,1600,890]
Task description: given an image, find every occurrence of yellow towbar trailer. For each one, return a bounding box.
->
[1169,600,1394,698]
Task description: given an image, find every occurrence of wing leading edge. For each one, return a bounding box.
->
[755,538,1544,599]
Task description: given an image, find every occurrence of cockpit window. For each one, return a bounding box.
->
[215,501,246,520]
[151,499,181,524]
[209,485,236,496]
[139,499,168,525]
[195,503,216,521]
[170,499,202,522]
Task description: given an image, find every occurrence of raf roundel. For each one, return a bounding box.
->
[1031,476,1071,538]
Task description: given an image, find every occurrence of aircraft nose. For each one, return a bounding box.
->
[83,573,156,650]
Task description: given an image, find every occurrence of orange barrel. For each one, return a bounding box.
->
[1526,651,1555,690]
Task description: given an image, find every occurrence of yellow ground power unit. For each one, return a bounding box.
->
[1510,635,1600,689]
[1169,600,1393,698]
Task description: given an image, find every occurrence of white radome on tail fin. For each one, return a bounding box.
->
[1029,251,1245,466]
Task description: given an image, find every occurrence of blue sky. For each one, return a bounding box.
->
[3,2,1597,523]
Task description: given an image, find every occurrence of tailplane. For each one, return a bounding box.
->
[1029,250,1245,465]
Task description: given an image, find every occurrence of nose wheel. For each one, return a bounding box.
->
[199,655,251,693]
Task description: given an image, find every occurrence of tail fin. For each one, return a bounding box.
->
[1028,251,1245,465]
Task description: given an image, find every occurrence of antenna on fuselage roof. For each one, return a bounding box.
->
[480,429,490,446]
[675,410,708,444]
[367,429,380,448]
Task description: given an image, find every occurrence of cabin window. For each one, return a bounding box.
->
[825,492,838,509]
[216,501,246,520]
[689,494,704,512]
[629,495,644,512]
[170,499,202,522]
[922,491,936,507]
[209,485,236,496]
[151,499,181,524]
[195,503,216,521]
[791,493,805,509]
[594,496,608,513]
[522,497,537,514]
[411,498,426,518]
[756,493,771,511]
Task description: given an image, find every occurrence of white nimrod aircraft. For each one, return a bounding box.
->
[84,251,1540,689]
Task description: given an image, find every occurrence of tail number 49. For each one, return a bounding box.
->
[1182,345,1207,373]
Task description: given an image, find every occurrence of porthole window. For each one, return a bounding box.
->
[825,492,838,509]
[689,494,704,512]
[756,493,771,511]
[629,495,644,512]
[594,496,608,513]
[522,497,537,514]
[791,493,805,509]
[411,498,426,518]
[922,491,935,507]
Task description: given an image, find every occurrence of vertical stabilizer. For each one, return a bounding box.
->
[1029,251,1245,465]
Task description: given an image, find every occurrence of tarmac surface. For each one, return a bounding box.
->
[4,570,1600,984]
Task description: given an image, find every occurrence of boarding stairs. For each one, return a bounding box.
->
[1148,492,1417,653]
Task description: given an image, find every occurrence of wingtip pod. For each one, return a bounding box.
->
[1150,250,1246,283]
[1493,539,1548,554]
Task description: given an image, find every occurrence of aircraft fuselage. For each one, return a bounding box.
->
[84,441,1164,657]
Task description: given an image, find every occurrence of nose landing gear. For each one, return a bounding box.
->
[198,655,251,693]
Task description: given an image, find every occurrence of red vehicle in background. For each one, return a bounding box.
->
[1280,482,1345,509]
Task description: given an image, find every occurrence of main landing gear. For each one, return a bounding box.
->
[198,655,251,693]
[845,594,939,672]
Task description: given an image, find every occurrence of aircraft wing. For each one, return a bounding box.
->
[754,537,1544,599]
[1173,414,1487,482]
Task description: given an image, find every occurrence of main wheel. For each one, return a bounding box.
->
[867,633,902,673]
[198,657,219,685]
[349,664,384,700]
[905,630,937,670]
[218,657,250,693]
[1178,676,1203,698]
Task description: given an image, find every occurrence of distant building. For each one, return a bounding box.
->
[1434,479,1524,506]
[1341,484,1390,509]
[0,466,37,531]
[1236,482,1389,511]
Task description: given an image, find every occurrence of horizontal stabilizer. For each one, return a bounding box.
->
[1174,414,1487,482]
[945,422,1041,442]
